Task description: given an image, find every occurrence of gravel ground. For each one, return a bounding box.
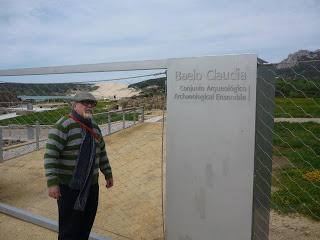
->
[1,122,164,240]
[1,114,319,239]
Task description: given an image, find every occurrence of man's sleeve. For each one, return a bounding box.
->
[99,138,113,180]
[44,120,68,187]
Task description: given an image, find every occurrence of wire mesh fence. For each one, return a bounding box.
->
[257,59,320,239]
[0,71,167,240]
[0,59,320,239]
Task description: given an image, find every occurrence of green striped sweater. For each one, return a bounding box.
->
[44,116,112,187]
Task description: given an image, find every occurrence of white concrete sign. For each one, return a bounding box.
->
[166,55,257,240]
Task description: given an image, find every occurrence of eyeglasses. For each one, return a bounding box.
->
[79,100,97,107]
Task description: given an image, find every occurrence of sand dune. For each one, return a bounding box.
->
[90,82,140,100]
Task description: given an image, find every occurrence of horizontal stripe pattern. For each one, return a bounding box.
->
[44,116,112,187]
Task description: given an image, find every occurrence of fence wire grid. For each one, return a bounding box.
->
[0,60,320,240]
[0,70,167,240]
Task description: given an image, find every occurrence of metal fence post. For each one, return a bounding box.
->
[122,110,125,129]
[133,109,136,125]
[27,125,34,140]
[36,121,40,150]
[8,124,12,145]
[141,107,144,123]
[107,112,111,135]
[0,127,3,162]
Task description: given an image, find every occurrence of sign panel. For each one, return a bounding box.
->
[166,55,257,240]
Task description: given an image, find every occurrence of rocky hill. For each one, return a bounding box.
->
[128,77,166,90]
[277,49,320,69]
[274,49,320,81]
[128,77,166,97]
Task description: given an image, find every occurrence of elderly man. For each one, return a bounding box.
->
[44,92,113,240]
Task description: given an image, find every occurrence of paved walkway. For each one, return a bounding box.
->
[274,118,320,123]
[145,115,164,123]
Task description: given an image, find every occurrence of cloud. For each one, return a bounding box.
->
[0,0,319,72]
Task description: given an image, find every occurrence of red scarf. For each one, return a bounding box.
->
[68,114,101,142]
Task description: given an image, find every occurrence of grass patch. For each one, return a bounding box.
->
[0,100,139,125]
[0,107,70,125]
[272,122,320,220]
[272,168,320,220]
[275,98,320,118]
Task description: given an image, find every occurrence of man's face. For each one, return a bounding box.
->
[74,100,97,119]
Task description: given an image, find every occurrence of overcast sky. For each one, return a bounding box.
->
[0,0,319,83]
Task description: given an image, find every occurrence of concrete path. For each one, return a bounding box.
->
[145,115,164,123]
[0,112,18,120]
[274,118,320,123]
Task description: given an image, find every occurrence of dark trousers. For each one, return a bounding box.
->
[57,184,99,240]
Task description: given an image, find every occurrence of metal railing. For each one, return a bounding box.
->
[0,107,144,161]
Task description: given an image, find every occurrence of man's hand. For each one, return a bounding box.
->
[48,185,61,200]
[106,177,113,189]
